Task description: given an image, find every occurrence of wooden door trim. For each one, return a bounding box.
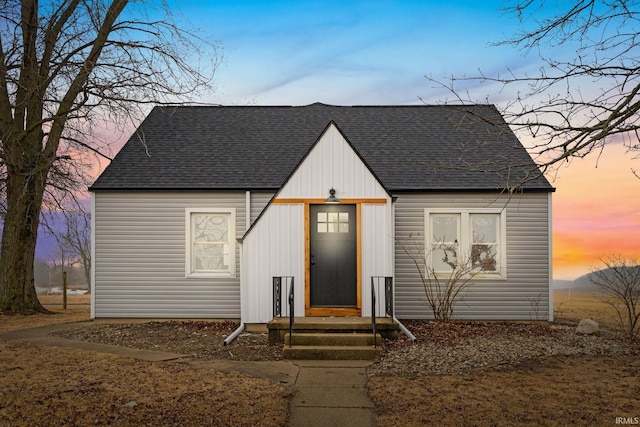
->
[274,198,386,204]
[304,203,311,312]
[305,307,362,317]
[304,202,362,316]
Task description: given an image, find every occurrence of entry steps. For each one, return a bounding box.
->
[268,317,399,360]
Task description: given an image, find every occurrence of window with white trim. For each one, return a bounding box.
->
[426,209,506,277]
[185,208,236,277]
[430,214,460,272]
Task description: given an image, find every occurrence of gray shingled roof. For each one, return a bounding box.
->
[90,103,553,192]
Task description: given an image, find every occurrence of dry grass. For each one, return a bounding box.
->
[0,295,290,427]
[368,292,640,427]
[369,354,640,427]
[554,291,622,330]
[0,295,90,334]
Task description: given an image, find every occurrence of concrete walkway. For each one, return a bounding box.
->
[286,360,376,427]
[0,323,377,427]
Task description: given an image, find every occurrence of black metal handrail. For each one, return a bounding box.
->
[371,276,393,348]
[371,280,377,348]
[273,277,282,317]
[288,280,294,348]
[273,276,295,348]
[384,276,393,317]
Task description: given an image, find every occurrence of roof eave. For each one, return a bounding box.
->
[390,187,556,193]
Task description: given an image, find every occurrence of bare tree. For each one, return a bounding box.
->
[0,1,218,313]
[590,254,640,339]
[428,1,640,181]
[400,234,491,322]
[66,208,91,292]
[45,204,91,291]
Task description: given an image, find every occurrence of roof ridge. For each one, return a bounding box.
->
[151,103,496,109]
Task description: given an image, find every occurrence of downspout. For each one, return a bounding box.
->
[389,195,416,341]
[393,317,417,342]
[225,192,252,346]
[224,238,245,346]
[223,323,245,346]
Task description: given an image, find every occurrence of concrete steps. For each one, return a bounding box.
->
[285,332,382,347]
[283,332,382,360]
[268,317,397,360]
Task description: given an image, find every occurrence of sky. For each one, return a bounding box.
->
[191,0,523,106]
[48,0,640,280]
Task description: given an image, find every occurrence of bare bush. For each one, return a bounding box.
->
[590,254,640,339]
[400,235,490,321]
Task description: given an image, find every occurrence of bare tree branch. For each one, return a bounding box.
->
[427,1,640,184]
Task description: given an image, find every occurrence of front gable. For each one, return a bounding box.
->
[276,121,390,200]
[242,121,390,241]
[240,122,393,322]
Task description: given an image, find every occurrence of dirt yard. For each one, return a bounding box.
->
[367,292,640,427]
[0,295,289,427]
[1,292,639,426]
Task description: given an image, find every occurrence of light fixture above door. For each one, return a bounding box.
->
[325,188,340,204]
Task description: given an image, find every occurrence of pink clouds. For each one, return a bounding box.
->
[552,143,640,279]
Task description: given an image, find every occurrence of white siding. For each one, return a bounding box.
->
[278,124,388,200]
[394,192,551,320]
[242,204,305,323]
[361,203,394,317]
[93,192,245,318]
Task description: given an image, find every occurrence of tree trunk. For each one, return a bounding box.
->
[0,168,48,313]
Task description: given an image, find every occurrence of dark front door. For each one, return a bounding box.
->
[309,204,357,307]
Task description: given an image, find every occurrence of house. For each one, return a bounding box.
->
[89,103,554,324]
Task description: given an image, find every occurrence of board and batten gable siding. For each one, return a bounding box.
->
[277,124,389,200]
[241,204,306,323]
[361,203,394,317]
[394,192,551,320]
[92,191,246,318]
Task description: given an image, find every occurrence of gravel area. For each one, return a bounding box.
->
[53,320,284,361]
[367,320,639,377]
[51,319,639,378]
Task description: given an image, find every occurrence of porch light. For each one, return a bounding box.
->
[325,188,340,204]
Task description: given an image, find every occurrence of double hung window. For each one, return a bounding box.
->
[185,208,236,277]
[426,209,505,277]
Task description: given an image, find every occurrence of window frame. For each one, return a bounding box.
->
[424,208,507,279]
[185,208,236,278]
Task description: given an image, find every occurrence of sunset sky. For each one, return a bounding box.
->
[85,0,640,280]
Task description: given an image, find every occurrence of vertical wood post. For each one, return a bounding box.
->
[63,271,68,310]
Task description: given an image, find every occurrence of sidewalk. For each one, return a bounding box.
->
[285,360,376,427]
[0,323,377,427]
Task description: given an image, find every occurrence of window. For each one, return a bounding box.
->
[430,214,460,272]
[317,211,349,233]
[185,208,236,277]
[426,209,505,277]
[471,214,498,272]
